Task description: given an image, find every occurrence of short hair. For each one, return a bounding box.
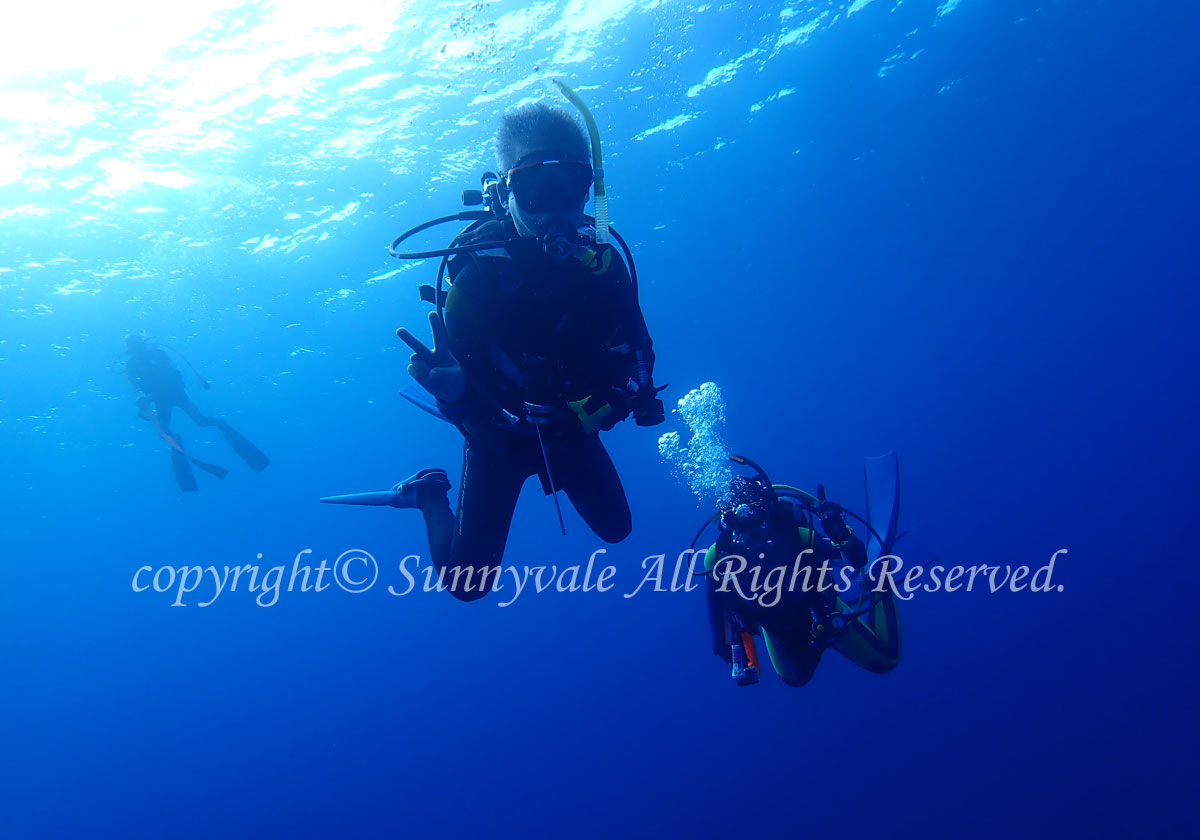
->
[495,102,590,173]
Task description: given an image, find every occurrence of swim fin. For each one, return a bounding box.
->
[320,469,450,509]
[192,457,229,480]
[398,388,452,424]
[172,444,198,492]
[863,452,900,562]
[320,490,410,506]
[215,419,270,472]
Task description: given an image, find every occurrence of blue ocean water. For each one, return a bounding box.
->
[2,0,1197,836]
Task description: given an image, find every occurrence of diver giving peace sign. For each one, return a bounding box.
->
[322,87,665,601]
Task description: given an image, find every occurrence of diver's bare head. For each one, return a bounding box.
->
[495,102,593,241]
[495,102,589,174]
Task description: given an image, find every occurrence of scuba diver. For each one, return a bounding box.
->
[697,454,901,688]
[322,83,665,601]
[124,334,270,491]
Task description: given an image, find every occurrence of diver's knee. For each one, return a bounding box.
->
[447,585,491,603]
[598,522,631,544]
[779,670,817,688]
[442,564,499,602]
[592,508,632,544]
[771,648,821,687]
[865,655,900,675]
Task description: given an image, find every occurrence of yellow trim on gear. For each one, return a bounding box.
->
[761,627,795,681]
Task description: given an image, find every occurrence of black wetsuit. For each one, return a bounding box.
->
[127,343,268,490]
[127,345,213,432]
[417,219,656,601]
[706,502,897,687]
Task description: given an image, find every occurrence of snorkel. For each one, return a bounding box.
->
[553,82,660,416]
[388,78,641,309]
[553,79,608,245]
[501,81,606,257]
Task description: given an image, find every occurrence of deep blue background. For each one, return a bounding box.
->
[2,1,1197,837]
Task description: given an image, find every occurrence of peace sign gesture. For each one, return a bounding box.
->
[397,312,467,404]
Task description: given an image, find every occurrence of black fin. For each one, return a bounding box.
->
[215,420,270,472]
[171,443,199,492]
[217,420,273,472]
[193,459,229,480]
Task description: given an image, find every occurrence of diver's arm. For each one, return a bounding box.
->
[398,311,467,407]
[839,534,869,570]
[706,574,733,664]
[125,365,150,420]
[778,500,849,564]
[623,302,655,377]
[811,499,870,569]
[433,274,521,424]
[606,253,654,374]
[610,257,663,425]
[431,312,482,423]
[566,263,661,433]
[704,539,737,663]
[125,366,152,419]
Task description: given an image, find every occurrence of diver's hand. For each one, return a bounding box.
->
[816,501,854,546]
[569,387,631,435]
[397,312,467,404]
